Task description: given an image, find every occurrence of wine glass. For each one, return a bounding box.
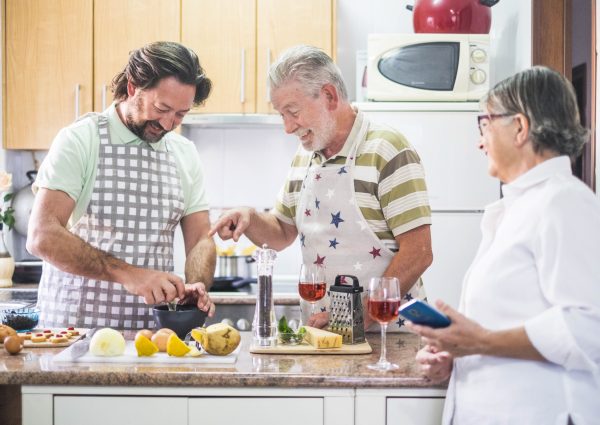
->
[298,264,327,317]
[367,277,401,371]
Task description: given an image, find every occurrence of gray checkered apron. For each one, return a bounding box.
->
[37,112,185,329]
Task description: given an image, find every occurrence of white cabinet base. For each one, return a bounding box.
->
[54,396,187,425]
[22,385,443,425]
[356,388,446,425]
[21,386,355,425]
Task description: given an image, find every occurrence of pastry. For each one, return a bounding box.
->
[50,336,69,344]
[31,333,46,343]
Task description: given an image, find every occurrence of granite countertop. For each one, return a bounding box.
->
[0,332,444,389]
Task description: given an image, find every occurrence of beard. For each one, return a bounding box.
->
[124,96,168,143]
[296,114,337,152]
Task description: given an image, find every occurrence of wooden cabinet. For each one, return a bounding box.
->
[3,0,180,150]
[256,0,335,114]
[181,0,256,114]
[93,0,180,111]
[3,0,334,149]
[3,0,93,150]
[183,0,335,114]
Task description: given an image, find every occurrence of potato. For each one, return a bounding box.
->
[135,329,154,341]
[0,324,17,343]
[191,323,240,356]
[151,328,174,352]
[3,335,23,355]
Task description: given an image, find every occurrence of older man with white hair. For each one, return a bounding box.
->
[210,45,433,328]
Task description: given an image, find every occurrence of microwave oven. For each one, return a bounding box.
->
[367,33,490,102]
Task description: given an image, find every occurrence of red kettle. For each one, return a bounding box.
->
[407,0,499,34]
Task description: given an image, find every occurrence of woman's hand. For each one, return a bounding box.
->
[406,300,491,358]
[415,344,453,382]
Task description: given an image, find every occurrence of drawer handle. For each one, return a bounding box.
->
[265,48,271,102]
[101,84,107,110]
[74,84,80,120]
[240,49,246,104]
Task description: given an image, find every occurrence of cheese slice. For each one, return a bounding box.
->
[303,326,342,349]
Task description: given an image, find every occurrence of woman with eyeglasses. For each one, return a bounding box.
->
[408,66,600,424]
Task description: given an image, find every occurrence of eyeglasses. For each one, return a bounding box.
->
[477,113,514,136]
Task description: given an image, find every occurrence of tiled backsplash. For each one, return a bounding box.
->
[183,124,299,208]
[181,124,303,277]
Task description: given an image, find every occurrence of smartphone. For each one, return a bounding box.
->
[399,299,451,328]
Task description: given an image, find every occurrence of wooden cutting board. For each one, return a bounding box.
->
[250,340,372,355]
[1,328,87,348]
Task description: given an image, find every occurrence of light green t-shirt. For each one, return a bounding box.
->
[34,103,209,228]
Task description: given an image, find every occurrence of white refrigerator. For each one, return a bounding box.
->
[358,102,500,308]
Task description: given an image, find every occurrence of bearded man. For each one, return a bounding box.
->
[29,42,216,328]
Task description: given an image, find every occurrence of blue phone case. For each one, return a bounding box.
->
[398,299,451,328]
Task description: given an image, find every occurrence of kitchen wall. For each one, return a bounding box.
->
[0,0,536,280]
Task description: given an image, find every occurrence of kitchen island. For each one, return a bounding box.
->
[0,332,446,425]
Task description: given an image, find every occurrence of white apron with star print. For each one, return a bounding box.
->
[295,117,426,329]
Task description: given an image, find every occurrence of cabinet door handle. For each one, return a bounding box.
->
[74,84,80,120]
[266,48,271,102]
[240,49,245,104]
[102,84,107,111]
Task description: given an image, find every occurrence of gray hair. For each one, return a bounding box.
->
[268,45,348,101]
[481,66,589,157]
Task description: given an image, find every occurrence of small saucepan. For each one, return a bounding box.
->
[216,255,255,279]
[210,276,256,292]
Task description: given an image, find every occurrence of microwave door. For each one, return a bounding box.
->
[378,42,460,91]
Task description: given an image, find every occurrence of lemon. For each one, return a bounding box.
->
[191,328,206,346]
[186,346,202,357]
[166,333,191,357]
[134,334,159,357]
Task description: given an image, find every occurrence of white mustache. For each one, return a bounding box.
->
[295,129,310,138]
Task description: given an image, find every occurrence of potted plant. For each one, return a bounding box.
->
[0,170,15,287]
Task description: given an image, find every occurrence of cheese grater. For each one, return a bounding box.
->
[327,275,365,344]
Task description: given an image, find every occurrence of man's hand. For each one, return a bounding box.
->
[306,311,329,329]
[208,207,255,242]
[180,282,216,317]
[121,268,186,305]
[415,344,453,383]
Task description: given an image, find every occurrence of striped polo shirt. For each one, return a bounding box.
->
[272,110,431,252]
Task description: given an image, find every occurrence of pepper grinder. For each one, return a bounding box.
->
[252,244,277,347]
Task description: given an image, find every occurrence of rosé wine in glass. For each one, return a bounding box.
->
[367,277,401,371]
[298,264,327,317]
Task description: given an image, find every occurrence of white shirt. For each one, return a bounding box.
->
[444,156,600,425]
